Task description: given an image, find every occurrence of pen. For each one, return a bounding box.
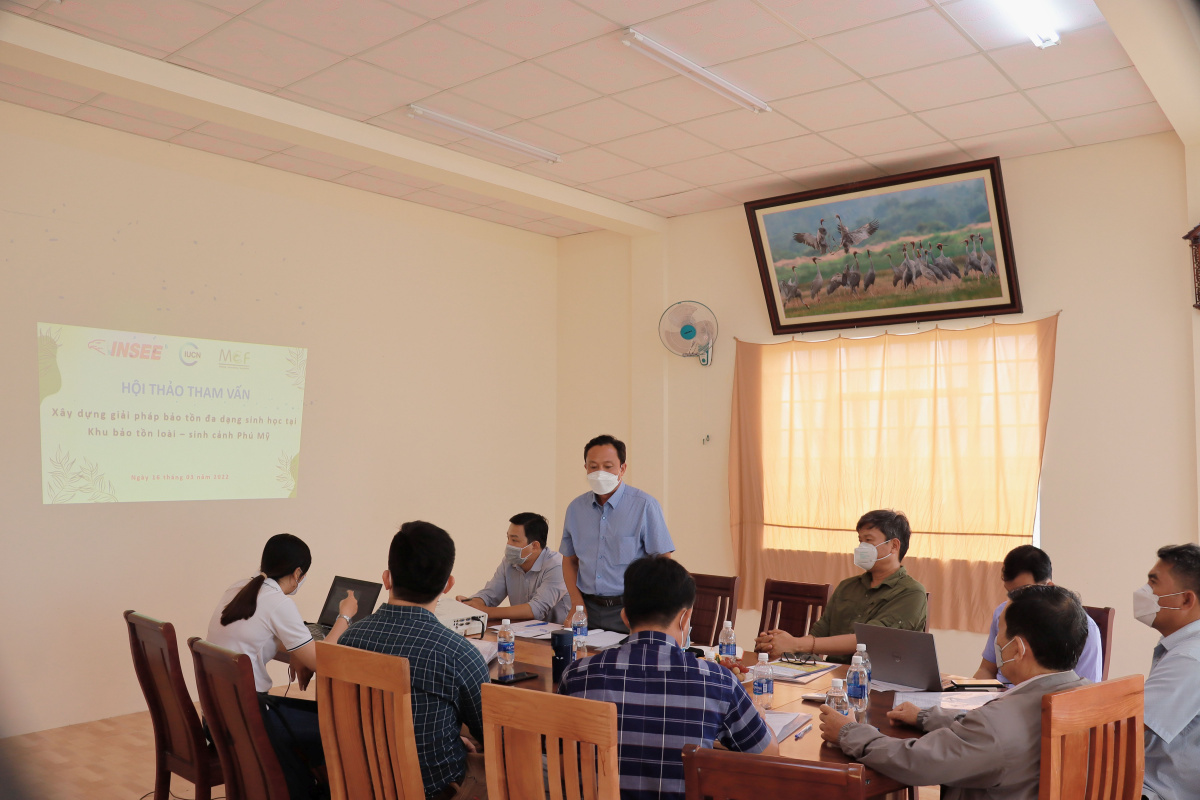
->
[794,723,813,740]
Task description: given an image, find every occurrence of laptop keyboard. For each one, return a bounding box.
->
[306,622,330,642]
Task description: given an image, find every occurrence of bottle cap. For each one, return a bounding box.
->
[831,678,843,689]
[501,619,510,625]
[852,655,863,666]
[857,643,867,651]
[576,605,584,612]
[723,620,732,628]
[758,652,768,662]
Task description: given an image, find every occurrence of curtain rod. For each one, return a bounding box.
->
[732,311,1062,346]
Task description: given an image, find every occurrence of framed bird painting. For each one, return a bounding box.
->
[745,157,1022,335]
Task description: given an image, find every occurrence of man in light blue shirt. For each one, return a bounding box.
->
[457,512,571,624]
[1138,543,1200,800]
[561,434,674,633]
[974,545,1104,684]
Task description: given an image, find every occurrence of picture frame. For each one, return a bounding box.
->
[745,157,1022,335]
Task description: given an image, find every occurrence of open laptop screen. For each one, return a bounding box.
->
[315,576,382,627]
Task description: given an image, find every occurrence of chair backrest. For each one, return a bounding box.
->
[1083,606,1115,681]
[482,682,619,800]
[757,580,832,637]
[923,592,931,633]
[188,637,290,800]
[681,743,867,800]
[690,573,739,648]
[1039,675,1144,800]
[124,610,219,786]
[315,642,424,800]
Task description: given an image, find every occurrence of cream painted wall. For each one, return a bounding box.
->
[0,103,559,737]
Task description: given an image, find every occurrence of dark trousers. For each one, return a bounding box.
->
[583,598,629,634]
[259,694,328,800]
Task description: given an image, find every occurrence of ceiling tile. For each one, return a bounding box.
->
[192,122,293,151]
[533,97,664,145]
[489,201,554,220]
[90,94,204,128]
[370,111,464,144]
[873,55,1015,112]
[586,169,697,201]
[172,130,276,161]
[773,82,905,132]
[29,14,170,58]
[335,172,421,199]
[758,0,927,38]
[463,206,539,227]
[614,76,743,123]
[37,0,230,54]
[710,43,857,103]
[360,24,521,89]
[258,152,351,180]
[598,126,720,166]
[736,135,853,172]
[1025,67,1155,121]
[634,188,734,216]
[0,65,99,103]
[359,166,437,188]
[863,142,968,174]
[451,62,599,119]
[521,147,643,183]
[658,152,770,184]
[244,0,423,56]
[404,190,481,213]
[0,82,83,114]
[193,0,261,13]
[166,55,279,93]
[431,185,503,205]
[0,0,37,15]
[572,0,705,27]
[440,0,617,59]
[172,20,343,88]
[282,146,370,172]
[817,10,976,78]
[918,93,1046,140]
[536,33,675,94]
[445,139,534,167]
[782,158,885,189]
[519,219,577,236]
[275,88,372,121]
[709,174,804,203]
[956,123,1073,160]
[989,23,1131,89]
[823,115,944,156]
[941,0,1106,51]
[681,108,807,149]
[634,0,803,66]
[284,59,436,117]
[495,121,587,154]
[386,0,476,18]
[1057,102,1173,147]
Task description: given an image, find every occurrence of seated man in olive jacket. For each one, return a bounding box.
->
[819,584,1091,800]
[756,509,927,663]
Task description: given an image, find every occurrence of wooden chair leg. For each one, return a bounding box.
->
[153,755,170,800]
[196,780,212,800]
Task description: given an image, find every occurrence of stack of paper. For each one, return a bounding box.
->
[487,620,560,639]
[763,711,813,739]
[893,691,1002,712]
[768,660,838,684]
[469,638,498,664]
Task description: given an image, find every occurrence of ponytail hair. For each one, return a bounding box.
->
[220,533,312,625]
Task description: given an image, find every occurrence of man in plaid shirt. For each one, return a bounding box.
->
[558,556,776,799]
[340,521,490,800]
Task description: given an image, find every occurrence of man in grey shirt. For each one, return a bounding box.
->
[819,584,1090,800]
[457,512,571,625]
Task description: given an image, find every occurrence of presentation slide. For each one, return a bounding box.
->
[38,323,307,504]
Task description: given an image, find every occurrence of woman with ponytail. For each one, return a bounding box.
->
[206,533,356,800]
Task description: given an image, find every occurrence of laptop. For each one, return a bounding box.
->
[305,576,382,641]
[854,624,946,692]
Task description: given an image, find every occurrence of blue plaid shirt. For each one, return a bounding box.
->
[339,604,490,800]
[558,630,770,800]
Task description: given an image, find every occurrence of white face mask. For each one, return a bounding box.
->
[587,469,621,495]
[853,540,891,571]
[505,543,533,566]
[287,574,306,597]
[993,635,1023,670]
[1132,584,1185,627]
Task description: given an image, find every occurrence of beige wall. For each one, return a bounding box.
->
[0,103,559,737]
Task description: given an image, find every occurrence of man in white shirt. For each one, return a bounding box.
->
[1137,543,1200,800]
[457,512,571,624]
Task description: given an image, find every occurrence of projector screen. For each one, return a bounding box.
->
[38,323,307,503]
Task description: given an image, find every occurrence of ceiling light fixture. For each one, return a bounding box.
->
[1004,0,1061,49]
[621,29,771,113]
[406,105,560,164]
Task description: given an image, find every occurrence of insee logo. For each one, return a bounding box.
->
[108,341,163,360]
[180,342,202,367]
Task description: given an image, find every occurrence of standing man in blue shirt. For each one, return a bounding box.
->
[456,512,571,624]
[561,434,674,633]
[1137,543,1200,800]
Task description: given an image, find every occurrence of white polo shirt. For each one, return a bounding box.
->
[206,577,312,692]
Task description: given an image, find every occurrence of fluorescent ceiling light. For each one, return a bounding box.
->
[1004,0,1061,49]
[621,29,771,114]
[406,105,560,164]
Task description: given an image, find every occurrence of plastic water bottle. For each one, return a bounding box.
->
[856,642,872,683]
[752,653,774,710]
[826,678,851,719]
[847,655,869,717]
[497,619,515,666]
[570,605,589,659]
[718,620,737,659]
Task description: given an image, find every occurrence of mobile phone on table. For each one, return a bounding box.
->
[493,671,538,685]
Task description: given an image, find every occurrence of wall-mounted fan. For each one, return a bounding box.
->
[659,301,718,366]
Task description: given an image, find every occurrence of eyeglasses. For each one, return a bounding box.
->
[779,652,817,666]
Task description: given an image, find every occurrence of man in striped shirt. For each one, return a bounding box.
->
[558,556,776,799]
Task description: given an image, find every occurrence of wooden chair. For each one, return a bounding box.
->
[188,637,290,800]
[1084,606,1116,681]
[923,592,931,633]
[681,743,868,799]
[757,579,832,637]
[690,573,739,647]
[124,611,223,800]
[314,642,424,800]
[482,682,619,800]
[1039,674,1144,800]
